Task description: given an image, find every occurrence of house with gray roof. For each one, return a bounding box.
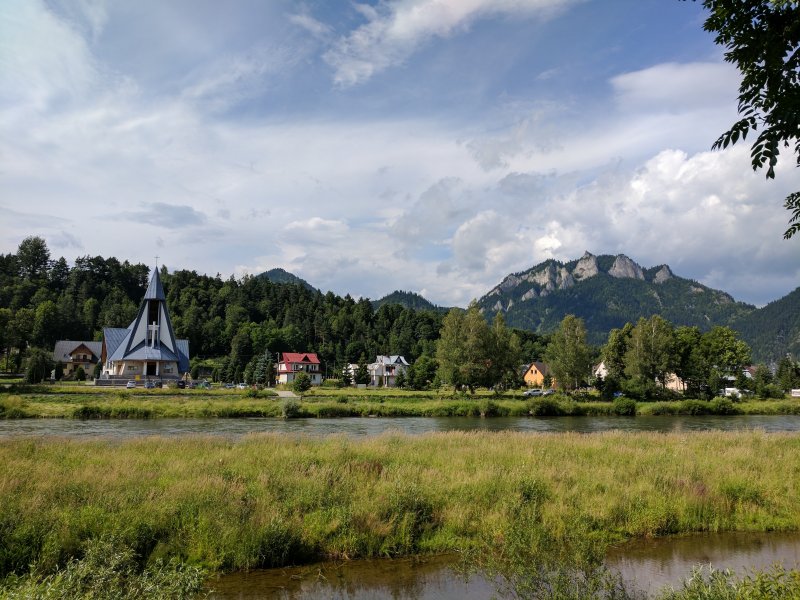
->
[368,355,410,387]
[52,340,103,378]
[100,268,189,382]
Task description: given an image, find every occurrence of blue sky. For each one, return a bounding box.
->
[1,0,798,307]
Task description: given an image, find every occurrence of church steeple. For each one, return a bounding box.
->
[121,268,178,357]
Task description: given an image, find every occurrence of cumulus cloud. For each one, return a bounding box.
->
[323,0,582,86]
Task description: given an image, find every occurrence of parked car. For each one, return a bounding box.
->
[144,380,156,389]
[176,380,186,389]
[224,383,235,389]
[237,383,247,389]
[524,388,544,397]
[126,380,136,389]
[542,389,556,396]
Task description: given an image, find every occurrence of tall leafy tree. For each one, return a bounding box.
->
[16,236,51,280]
[694,0,800,238]
[544,315,591,391]
[624,315,676,392]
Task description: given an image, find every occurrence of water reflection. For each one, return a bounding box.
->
[3,415,800,439]
[607,531,800,594]
[209,533,800,599]
[208,555,493,600]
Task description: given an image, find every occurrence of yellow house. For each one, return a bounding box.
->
[523,361,554,387]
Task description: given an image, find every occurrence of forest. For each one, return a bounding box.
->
[0,237,547,382]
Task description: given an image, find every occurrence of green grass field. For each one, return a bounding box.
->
[2,430,800,576]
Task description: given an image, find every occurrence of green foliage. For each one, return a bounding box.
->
[624,315,675,392]
[53,362,64,381]
[0,537,208,600]
[436,307,521,392]
[281,398,301,418]
[24,349,53,384]
[545,315,591,391]
[696,0,800,238]
[354,355,370,386]
[612,397,637,416]
[292,372,312,393]
[656,564,800,600]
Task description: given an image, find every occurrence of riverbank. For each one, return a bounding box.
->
[2,429,800,580]
[2,386,799,419]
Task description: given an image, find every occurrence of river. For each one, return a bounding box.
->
[2,414,800,439]
[207,532,800,599]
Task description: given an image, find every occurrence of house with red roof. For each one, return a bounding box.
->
[277,352,322,386]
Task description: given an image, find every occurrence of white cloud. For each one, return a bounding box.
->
[288,12,332,39]
[323,0,582,86]
[611,61,741,114]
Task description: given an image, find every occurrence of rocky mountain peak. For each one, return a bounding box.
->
[653,265,673,284]
[608,255,645,280]
[573,251,599,281]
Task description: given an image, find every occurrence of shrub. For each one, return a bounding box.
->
[281,399,301,419]
[528,398,563,416]
[612,397,637,416]
[75,366,86,382]
[709,397,739,415]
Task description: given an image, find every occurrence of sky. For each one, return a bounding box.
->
[1,0,798,308]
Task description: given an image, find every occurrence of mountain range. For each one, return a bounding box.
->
[260,253,799,363]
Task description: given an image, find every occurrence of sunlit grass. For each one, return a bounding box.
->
[1,430,800,578]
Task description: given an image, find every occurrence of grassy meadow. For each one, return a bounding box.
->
[2,429,800,579]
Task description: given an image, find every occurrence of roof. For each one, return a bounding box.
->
[143,268,166,300]
[103,327,130,359]
[378,355,409,366]
[279,352,320,364]
[52,340,102,363]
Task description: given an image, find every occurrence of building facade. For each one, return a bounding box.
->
[277,352,322,385]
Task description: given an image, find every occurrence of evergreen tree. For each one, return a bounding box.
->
[292,371,312,393]
[341,363,353,387]
[355,354,370,385]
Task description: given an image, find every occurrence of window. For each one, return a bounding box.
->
[127,365,138,371]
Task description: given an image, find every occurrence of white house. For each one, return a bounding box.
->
[277,352,322,385]
[368,355,410,387]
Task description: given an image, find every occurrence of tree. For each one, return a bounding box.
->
[394,368,406,389]
[488,313,523,390]
[25,348,53,383]
[776,355,800,391]
[435,305,498,393]
[695,0,800,238]
[544,315,591,392]
[354,354,370,385]
[16,236,50,280]
[624,315,676,394]
[340,363,353,387]
[600,323,633,397]
[54,361,64,381]
[292,371,312,393]
[75,366,86,381]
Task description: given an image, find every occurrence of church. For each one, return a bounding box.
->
[100,267,190,382]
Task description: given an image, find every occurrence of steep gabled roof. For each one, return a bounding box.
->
[280,352,320,364]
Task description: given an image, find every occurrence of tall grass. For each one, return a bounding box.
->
[1,430,800,580]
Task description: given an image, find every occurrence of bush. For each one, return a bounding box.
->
[612,397,637,416]
[281,399,301,419]
[528,398,563,416]
[709,397,739,415]
[75,366,86,382]
[321,378,341,388]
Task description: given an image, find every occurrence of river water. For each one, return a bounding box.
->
[208,532,800,599]
[3,414,800,439]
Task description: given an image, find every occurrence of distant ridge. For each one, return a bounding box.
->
[477,251,755,345]
[731,286,800,363]
[372,290,445,312]
[258,268,317,292]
